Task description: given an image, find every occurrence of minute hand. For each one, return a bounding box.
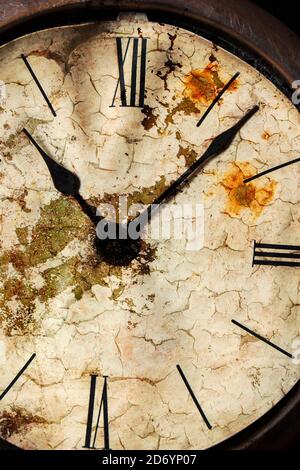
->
[134,105,259,229]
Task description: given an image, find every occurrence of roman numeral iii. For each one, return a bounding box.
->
[253,241,300,267]
[84,375,110,450]
[111,37,148,108]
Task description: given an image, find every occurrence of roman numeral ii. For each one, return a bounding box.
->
[111,37,147,108]
[253,241,300,267]
[83,375,109,449]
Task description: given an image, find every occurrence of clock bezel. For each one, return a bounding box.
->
[0,0,299,451]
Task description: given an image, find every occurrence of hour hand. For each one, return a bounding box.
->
[23,128,99,225]
[23,128,80,196]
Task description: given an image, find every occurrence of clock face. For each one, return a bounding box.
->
[0,13,299,450]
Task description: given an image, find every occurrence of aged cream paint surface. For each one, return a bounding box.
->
[0,15,299,449]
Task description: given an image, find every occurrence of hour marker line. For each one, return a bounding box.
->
[21,54,56,117]
[244,157,300,183]
[255,251,300,259]
[176,364,212,430]
[196,72,240,127]
[0,353,36,401]
[232,320,293,358]
[253,242,300,267]
[255,243,300,250]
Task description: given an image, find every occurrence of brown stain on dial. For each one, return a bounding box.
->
[141,105,158,131]
[0,407,45,440]
[27,49,63,63]
[7,189,31,213]
[168,33,177,51]
[221,162,277,216]
[240,334,259,348]
[156,59,182,91]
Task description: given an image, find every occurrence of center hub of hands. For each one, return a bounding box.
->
[95,220,142,266]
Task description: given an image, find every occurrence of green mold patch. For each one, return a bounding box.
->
[0,196,92,335]
[15,226,29,245]
[176,144,198,167]
[0,185,158,336]
[165,97,200,127]
[72,285,84,301]
[111,284,125,301]
[39,257,80,303]
[3,278,37,307]
[130,176,169,206]
[90,176,169,213]
[1,304,37,337]
[27,196,90,266]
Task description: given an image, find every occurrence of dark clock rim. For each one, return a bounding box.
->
[0,0,299,451]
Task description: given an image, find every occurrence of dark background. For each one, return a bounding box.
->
[252,0,299,34]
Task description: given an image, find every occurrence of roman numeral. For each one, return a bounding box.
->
[111,37,147,108]
[0,353,36,400]
[253,241,300,267]
[83,375,110,450]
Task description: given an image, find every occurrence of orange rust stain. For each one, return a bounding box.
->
[262,131,271,140]
[221,162,277,217]
[183,62,239,106]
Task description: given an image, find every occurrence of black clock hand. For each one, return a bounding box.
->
[23,128,100,225]
[131,105,259,231]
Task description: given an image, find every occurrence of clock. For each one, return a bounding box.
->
[0,0,299,451]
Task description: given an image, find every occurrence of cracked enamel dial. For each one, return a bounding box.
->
[0,14,299,450]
